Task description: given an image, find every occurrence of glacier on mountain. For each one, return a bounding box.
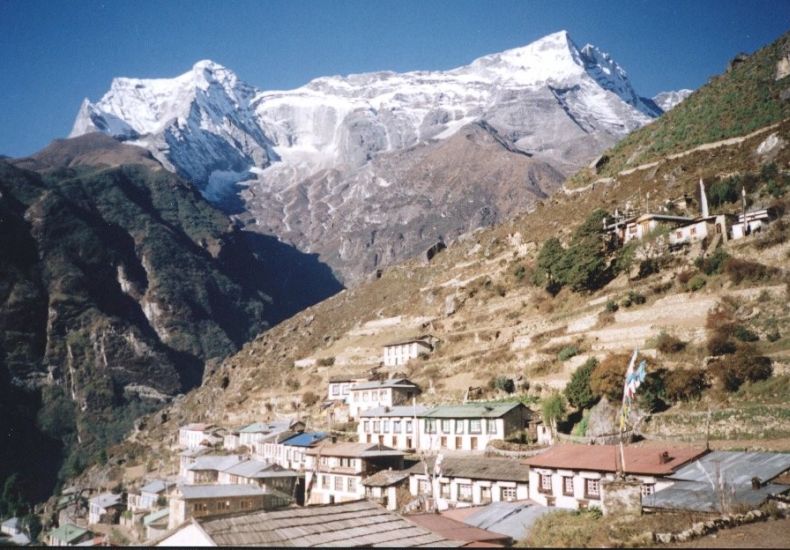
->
[70,30,688,284]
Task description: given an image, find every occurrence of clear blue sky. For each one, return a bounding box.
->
[1,0,788,157]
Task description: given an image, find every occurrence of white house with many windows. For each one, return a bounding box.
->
[417,402,532,452]
[347,379,421,418]
[304,442,404,505]
[237,419,303,449]
[327,375,367,402]
[358,405,427,449]
[177,424,218,450]
[523,444,707,510]
[408,455,529,510]
[382,337,434,367]
[256,431,329,471]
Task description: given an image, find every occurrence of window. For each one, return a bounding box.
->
[469,419,481,434]
[470,437,478,451]
[563,476,574,496]
[454,437,462,449]
[440,483,451,498]
[441,419,451,433]
[585,479,600,499]
[418,479,430,495]
[676,230,682,238]
[487,419,498,434]
[481,486,492,503]
[363,421,369,433]
[458,484,473,502]
[440,436,447,448]
[240,499,250,509]
[393,420,401,433]
[383,420,390,433]
[641,484,655,497]
[425,419,437,434]
[539,474,552,494]
[363,392,369,402]
[334,476,344,491]
[347,477,357,493]
[373,421,381,432]
[406,437,413,448]
[502,487,517,501]
[331,385,340,396]
[405,420,413,432]
[455,419,464,434]
[320,456,329,466]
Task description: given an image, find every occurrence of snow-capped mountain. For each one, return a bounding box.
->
[71,30,672,284]
[652,89,694,112]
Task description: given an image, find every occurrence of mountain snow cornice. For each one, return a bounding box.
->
[71,30,685,284]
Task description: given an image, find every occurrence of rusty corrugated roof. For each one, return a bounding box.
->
[522,444,707,475]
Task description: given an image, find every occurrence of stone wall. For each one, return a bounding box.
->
[601,480,642,517]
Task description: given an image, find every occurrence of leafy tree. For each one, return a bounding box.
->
[636,371,666,412]
[534,237,565,291]
[564,358,598,409]
[302,391,319,407]
[540,392,567,435]
[708,176,740,207]
[590,353,629,401]
[0,474,24,518]
[558,239,607,292]
[664,368,707,401]
[710,348,772,391]
[492,376,516,393]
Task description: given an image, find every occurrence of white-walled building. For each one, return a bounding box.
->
[523,444,706,510]
[128,480,175,513]
[238,419,303,449]
[347,378,421,418]
[358,405,427,449]
[185,455,244,484]
[619,214,694,244]
[417,402,532,452]
[88,493,125,525]
[731,208,773,239]
[178,447,209,478]
[167,484,287,529]
[257,431,329,471]
[327,375,366,402]
[304,442,404,505]
[177,423,218,450]
[408,455,530,510]
[217,459,300,496]
[382,337,434,367]
[668,215,729,247]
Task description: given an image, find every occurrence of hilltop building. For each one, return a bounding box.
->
[177,423,220,450]
[382,336,435,367]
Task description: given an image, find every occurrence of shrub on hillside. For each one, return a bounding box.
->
[604,300,619,313]
[590,353,629,401]
[709,349,772,391]
[302,391,319,407]
[637,370,667,412]
[724,258,780,284]
[317,357,335,367]
[664,368,707,401]
[695,248,730,275]
[688,275,707,291]
[707,331,737,356]
[677,269,695,285]
[655,332,686,354]
[708,176,740,207]
[733,325,759,342]
[564,357,598,409]
[557,345,579,362]
[489,376,516,394]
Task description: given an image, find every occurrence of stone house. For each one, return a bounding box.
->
[731,208,773,239]
[523,444,707,510]
[668,215,729,247]
[382,336,434,367]
[362,469,410,511]
[167,484,289,529]
[408,455,529,510]
[347,378,421,418]
[237,419,303,449]
[417,402,533,452]
[304,442,404,505]
[358,405,428,449]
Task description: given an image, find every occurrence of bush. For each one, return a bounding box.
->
[317,357,335,367]
[710,349,772,391]
[302,391,319,407]
[724,258,779,284]
[637,371,667,412]
[709,176,740,207]
[665,368,707,401]
[707,331,737,356]
[564,357,598,409]
[688,275,707,291]
[627,290,646,305]
[604,300,619,313]
[655,332,686,354]
[695,248,730,275]
[557,345,579,361]
[677,269,695,285]
[540,392,567,431]
[285,377,301,391]
[733,325,759,342]
[491,376,516,394]
[590,353,629,401]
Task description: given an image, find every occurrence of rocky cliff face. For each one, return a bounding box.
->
[70,31,675,284]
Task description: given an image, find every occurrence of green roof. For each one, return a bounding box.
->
[49,523,89,544]
[143,508,170,526]
[420,402,524,419]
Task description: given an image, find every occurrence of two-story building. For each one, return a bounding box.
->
[128,480,175,513]
[358,405,427,449]
[167,485,290,529]
[185,455,244,484]
[417,402,532,452]
[408,455,530,510]
[88,492,125,525]
[347,378,421,418]
[47,523,93,547]
[257,431,330,471]
[217,459,300,496]
[382,337,434,367]
[177,423,218,450]
[178,447,209,477]
[238,419,303,449]
[327,375,367,402]
[304,442,404,505]
[523,444,707,510]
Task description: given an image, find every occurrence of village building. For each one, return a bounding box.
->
[87,492,125,525]
[382,336,434,367]
[155,499,460,547]
[1,517,30,546]
[409,455,530,509]
[442,500,557,542]
[362,469,410,511]
[523,444,707,510]
[406,513,513,546]
[222,429,240,450]
[185,454,244,484]
[645,450,790,512]
[177,423,220,450]
[237,419,303,449]
[417,402,533,452]
[257,431,330,471]
[47,523,93,546]
[177,447,209,478]
[731,208,774,239]
[127,479,175,513]
[358,404,428,449]
[327,375,366,402]
[347,378,421,418]
[167,484,289,529]
[143,508,170,542]
[304,442,404,505]
[668,214,729,247]
[217,458,300,496]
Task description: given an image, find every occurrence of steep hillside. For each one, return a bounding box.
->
[70,31,676,284]
[0,135,340,501]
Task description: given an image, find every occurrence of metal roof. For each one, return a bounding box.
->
[408,456,530,483]
[89,492,124,509]
[384,336,433,348]
[177,484,267,500]
[188,454,244,472]
[455,501,558,541]
[420,402,526,419]
[194,499,462,546]
[49,523,90,543]
[405,513,511,545]
[223,460,300,479]
[363,469,411,487]
[306,442,405,458]
[140,480,174,495]
[644,480,789,513]
[360,405,429,418]
[351,378,420,391]
[239,420,295,434]
[282,432,329,448]
[143,508,170,527]
[669,451,790,485]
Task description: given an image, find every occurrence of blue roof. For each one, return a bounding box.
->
[282,432,329,447]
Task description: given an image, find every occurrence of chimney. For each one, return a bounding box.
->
[659,451,671,464]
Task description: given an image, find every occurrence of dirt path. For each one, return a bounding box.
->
[668,517,790,548]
